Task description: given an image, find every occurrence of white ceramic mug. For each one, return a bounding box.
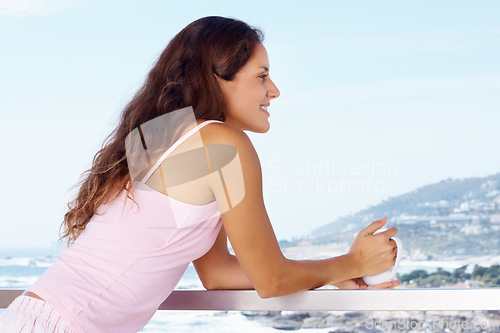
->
[352,230,402,285]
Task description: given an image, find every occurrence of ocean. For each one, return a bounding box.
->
[0,248,473,332]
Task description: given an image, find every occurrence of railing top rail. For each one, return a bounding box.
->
[2,289,499,311]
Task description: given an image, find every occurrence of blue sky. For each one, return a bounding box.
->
[1,0,499,248]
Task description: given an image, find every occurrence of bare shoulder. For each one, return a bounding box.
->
[200,122,252,144]
[199,122,263,213]
[199,122,258,159]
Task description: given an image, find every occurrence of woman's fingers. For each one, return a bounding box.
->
[349,217,402,276]
[366,280,401,289]
[393,244,398,264]
[359,217,387,236]
[380,226,398,239]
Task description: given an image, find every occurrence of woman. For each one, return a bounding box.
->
[0,16,399,332]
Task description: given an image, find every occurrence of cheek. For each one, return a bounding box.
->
[245,85,266,104]
[225,80,264,111]
[233,86,255,106]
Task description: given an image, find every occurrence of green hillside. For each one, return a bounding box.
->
[306,172,500,259]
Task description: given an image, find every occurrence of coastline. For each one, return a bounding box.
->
[241,310,500,332]
[3,251,500,332]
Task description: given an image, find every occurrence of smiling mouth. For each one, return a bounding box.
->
[259,105,268,112]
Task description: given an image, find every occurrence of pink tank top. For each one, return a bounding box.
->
[29,120,223,333]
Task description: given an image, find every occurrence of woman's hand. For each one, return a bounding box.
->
[348,217,398,277]
[334,278,401,290]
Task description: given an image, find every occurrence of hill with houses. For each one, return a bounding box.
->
[293,172,500,260]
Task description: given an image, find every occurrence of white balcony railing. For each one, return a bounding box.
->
[1,288,500,311]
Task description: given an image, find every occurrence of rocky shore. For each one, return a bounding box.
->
[242,310,500,332]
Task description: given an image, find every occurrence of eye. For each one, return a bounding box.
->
[259,74,269,80]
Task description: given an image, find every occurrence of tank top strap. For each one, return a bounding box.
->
[139,120,223,183]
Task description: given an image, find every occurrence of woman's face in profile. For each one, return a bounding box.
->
[218,43,280,133]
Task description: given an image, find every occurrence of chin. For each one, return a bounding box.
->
[250,122,270,133]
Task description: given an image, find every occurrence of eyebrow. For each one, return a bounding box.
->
[259,66,269,72]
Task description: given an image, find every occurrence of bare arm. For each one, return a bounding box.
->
[193,225,253,290]
[197,123,398,298]
[194,221,400,293]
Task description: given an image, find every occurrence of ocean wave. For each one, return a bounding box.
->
[0,275,39,288]
[141,311,278,332]
[0,257,55,267]
[175,281,204,290]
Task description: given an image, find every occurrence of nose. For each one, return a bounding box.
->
[267,78,280,99]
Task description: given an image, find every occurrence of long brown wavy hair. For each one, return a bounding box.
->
[61,16,264,244]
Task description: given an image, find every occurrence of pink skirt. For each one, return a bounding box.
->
[0,295,73,333]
